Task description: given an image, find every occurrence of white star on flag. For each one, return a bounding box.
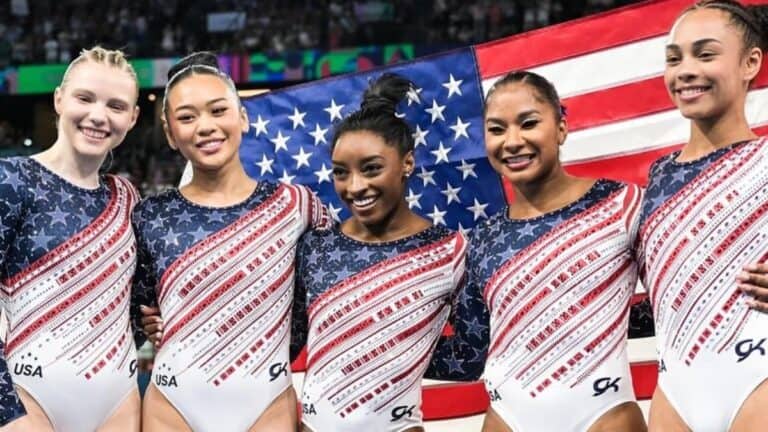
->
[324,99,345,121]
[308,123,329,145]
[425,99,446,123]
[441,182,462,204]
[428,205,447,225]
[456,159,478,179]
[288,107,307,129]
[278,169,295,184]
[449,116,471,140]
[292,147,313,168]
[442,74,463,98]
[416,166,437,187]
[405,188,422,210]
[251,115,270,136]
[327,203,342,222]
[412,125,429,147]
[255,154,274,175]
[467,198,489,220]
[314,163,333,183]
[270,130,291,152]
[431,141,452,164]
[406,86,423,106]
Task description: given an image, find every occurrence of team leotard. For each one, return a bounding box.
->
[293,225,466,432]
[0,157,139,431]
[431,179,642,432]
[131,181,329,432]
[637,137,768,431]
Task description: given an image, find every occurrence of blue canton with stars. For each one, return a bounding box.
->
[428,179,626,380]
[638,142,745,233]
[240,47,505,231]
[291,224,457,365]
[0,156,122,425]
[130,181,280,347]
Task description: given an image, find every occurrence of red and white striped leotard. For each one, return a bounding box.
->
[132,182,329,431]
[2,158,139,431]
[637,137,768,430]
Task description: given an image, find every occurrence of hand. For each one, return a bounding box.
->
[140,305,164,348]
[737,263,768,313]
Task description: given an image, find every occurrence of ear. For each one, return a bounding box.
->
[53,87,63,116]
[744,46,763,84]
[402,150,415,178]
[240,106,249,134]
[557,116,568,146]
[162,118,177,151]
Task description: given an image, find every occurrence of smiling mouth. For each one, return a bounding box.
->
[675,85,711,98]
[501,154,535,169]
[195,139,225,150]
[79,126,110,140]
[352,196,378,210]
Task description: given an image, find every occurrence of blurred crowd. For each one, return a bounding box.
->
[1,0,639,67]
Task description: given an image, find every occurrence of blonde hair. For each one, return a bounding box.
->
[60,46,139,103]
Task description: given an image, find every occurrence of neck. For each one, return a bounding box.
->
[510,167,591,218]
[684,105,756,160]
[33,140,106,188]
[344,200,429,243]
[184,159,257,205]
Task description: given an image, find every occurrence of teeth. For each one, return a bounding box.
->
[81,127,108,139]
[198,140,223,148]
[353,197,376,207]
[679,87,707,96]
[505,155,533,164]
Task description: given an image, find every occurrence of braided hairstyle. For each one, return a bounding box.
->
[484,70,566,121]
[331,73,415,156]
[682,0,768,54]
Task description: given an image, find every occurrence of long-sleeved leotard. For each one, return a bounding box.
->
[0,157,139,431]
[293,225,466,432]
[131,181,329,432]
[637,137,768,431]
[431,179,642,432]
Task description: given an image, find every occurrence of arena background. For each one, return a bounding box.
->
[2,0,767,430]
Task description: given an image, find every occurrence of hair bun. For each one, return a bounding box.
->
[167,52,220,81]
[359,73,414,117]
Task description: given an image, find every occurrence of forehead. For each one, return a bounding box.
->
[332,130,396,160]
[167,73,236,106]
[486,83,551,115]
[669,8,740,46]
[65,61,137,102]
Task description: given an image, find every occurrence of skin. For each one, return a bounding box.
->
[142,72,297,432]
[482,82,647,432]
[650,8,768,432]
[0,59,141,432]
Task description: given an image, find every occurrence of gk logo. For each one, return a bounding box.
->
[735,338,766,363]
[592,377,621,396]
[269,362,288,381]
[391,405,416,422]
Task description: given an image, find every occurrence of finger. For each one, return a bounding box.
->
[742,262,768,273]
[140,305,160,316]
[144,323,163,334]
[739,283,768,300]
[140,316,163,327]
[736,270,768,288]
[746,298,768,313]
[148,331,163,344]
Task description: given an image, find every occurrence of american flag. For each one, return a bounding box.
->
[240,48,505,233]
[237,0,768,424]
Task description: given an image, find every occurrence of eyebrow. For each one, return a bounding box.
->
[173,97,228,112]
[71,88,131,106]
[486,109,540,124]
[331,155,385,165]
[666,37,722,51]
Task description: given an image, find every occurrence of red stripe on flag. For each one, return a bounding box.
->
[564,72,768,132]
[475,0,768,77]
[475,0,688,76]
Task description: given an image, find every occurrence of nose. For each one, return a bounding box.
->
[674,55,699,83]
[347,172,367,196]
[86,102,108,127]
[196,112,216,136]
[502,126,525,153]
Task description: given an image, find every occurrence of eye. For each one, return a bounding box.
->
[665,54,681,65]
[76,94,92,103]
[332,167,348,179]
[212,106,228,115]
[521,119,539,129]
[176,114,195,123]
[486,125,505,135]
[698,51,715,60]
[361,163,383,176]
[109,103,128,112]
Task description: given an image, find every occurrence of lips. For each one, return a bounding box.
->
[195,139,225,154]
[351,195,378,211]
[79,126,110,140]
[501,153,535,170]
[674,85,711,102]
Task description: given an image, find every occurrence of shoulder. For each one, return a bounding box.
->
[133,189,177,223]
[104,174,140,203]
